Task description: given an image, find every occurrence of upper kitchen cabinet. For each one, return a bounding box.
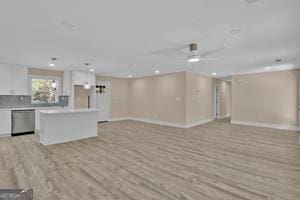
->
[63,70,71,95]
[0,64,28,95]
[71,71,95,86]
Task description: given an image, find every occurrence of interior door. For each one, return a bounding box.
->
[96,83,109,122]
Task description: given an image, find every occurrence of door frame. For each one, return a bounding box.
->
[96,81,110,122]
[214,85,220,119]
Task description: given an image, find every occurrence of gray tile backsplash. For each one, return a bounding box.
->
[0,95,68,109]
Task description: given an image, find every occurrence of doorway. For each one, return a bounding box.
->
[214,85,220,119]
[96,82,110,122]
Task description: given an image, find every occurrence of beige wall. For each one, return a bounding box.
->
[130,72,186,124]
[98,72,223,126]
[213,79,231,118]
[186,72,214,124]
[96,76,130,119]
[28,68,63,79]
[231,69,299,126]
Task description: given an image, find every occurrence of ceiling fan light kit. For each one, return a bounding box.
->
[188,57,200,63]
[188,43,200,62]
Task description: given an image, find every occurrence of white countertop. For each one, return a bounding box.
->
[39,108,99,115]
[0,107,64,111]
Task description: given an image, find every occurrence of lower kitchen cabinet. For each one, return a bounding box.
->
[0,111,11,136]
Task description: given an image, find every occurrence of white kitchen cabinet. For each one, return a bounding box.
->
[0,66,12,95]
[0,111,11,137]
[0,64,28,95]
[35,107,65,131]
[63,70,71,95]
[88,72,96,86]
[35,109,40,131]
[12,66,28,95]
[71,71,95,86]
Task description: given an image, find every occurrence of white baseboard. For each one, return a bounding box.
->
[0,133,11,138]
[129,117,187,128]
[219,114,231,119]
[109,117,130,122]
[186,118,215,128]
[231,120,300,131]
[109,116,214,129]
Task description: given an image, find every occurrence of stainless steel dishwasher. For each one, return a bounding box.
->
[11,110,35,136]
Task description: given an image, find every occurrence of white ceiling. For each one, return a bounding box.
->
[0,0,299,78]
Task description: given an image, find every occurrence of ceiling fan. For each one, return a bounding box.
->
[151,42,224,63]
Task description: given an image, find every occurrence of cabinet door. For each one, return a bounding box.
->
[0,111,11,135]
[12,66,28,95]
[0,65,12,95]
[88,73,95,86]
[35,109,40,131]
[72,71,86,85]
[63,70,71,95]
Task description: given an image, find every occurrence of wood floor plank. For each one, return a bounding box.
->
[0,119,299,200]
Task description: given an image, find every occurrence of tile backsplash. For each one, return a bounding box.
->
[0,95,68,109]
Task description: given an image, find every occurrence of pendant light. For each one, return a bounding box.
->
[50,80,57,90]
[83,62,91,90]
[49,57,57,67]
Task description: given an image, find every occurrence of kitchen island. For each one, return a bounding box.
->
[39,108,98,145]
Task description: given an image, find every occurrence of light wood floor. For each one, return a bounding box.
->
[0,119,300,200]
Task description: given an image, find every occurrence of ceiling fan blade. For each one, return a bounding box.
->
[199,57,220,61]
[200,46,225,57]
[150,44,188,55]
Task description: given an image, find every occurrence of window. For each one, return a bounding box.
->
[31,77,60,104]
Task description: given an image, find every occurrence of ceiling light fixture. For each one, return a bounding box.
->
[188,57,200,63]
[155,70,160,74]
[50,80,57,89]
[212,73,217,76]
[265,67,271,70]
[49,58,56,67]
[89,69,95,72]
[83,81,91,90]
[128,75,133,78]
[188,43,200,63]
[83,62,91,90]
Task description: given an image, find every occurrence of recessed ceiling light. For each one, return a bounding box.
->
[265,67,271,70]
[155,70,160,74]
[89,69,95,72]
[128,75,132,78]
[230,29,241,35]
[188,57,200,63]
[212,73,217,76]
